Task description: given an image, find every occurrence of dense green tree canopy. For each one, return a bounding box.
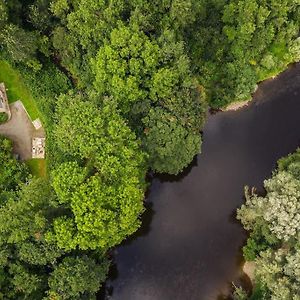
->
[0,173,109,299]
[189,0,300,107]
[48,94,147,250]
[47,256,109,299]
[0,0,299,298]
[92,26,206,174]
[143,107,202,174]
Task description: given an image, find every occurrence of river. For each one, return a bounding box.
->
[101,64,300,300]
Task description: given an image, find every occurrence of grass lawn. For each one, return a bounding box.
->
[26,159,47,178]
[0,60,40,120]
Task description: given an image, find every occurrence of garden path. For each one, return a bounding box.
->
[0,101,45,160]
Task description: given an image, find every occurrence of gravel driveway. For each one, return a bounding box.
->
[0,101,45,160]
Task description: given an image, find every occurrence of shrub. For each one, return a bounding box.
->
[0,112,8,124]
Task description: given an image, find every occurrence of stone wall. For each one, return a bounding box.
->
[0,83,11,120]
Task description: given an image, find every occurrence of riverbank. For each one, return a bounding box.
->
[223,100,250,111]
[100,63,300,300]
[222,59,299,112]
[243,261,256,285]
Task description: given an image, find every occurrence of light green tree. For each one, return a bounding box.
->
[49,93,147,250]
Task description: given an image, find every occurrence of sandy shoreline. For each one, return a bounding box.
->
[222,100,250,111]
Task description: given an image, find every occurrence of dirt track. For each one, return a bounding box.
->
[0,101,45,160]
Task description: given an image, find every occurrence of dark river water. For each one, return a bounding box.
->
[101,64,300,300]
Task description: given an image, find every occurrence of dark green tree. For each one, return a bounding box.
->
[47,256,109,300]
[0,136,29,196]
[143,107,202,175]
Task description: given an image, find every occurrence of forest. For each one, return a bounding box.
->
[0,0,299,299]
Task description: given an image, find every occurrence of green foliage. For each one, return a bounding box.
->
[249,281,270,300]
[8,263,46,299]
[0,170,109,298]
[27,0,54,32]
[278,148,300,177]
[48,93,147,250]
[189,0,300,107]
[50,0,126,85]
[51,162,87,205]
[0,1,8,27]
[0,112,8,124]
[0,178,59,299]
[0,25,42,71]
[237,152,300,242]
[92,26,206,173]
[237,150,300,299]
[0,178,55,245]
[143,107,201,174]
[1,0,300,298]
[255,248,300,300]
[0,136,28,195]
[47,256,109,299]
[233,286,248,300]
[242,236,267,262]
[92,23,160,114]
[54,94,146,183]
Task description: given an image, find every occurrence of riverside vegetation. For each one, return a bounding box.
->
[234,150,300,300]
[0,0,299,299]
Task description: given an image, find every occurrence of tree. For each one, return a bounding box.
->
[0,25,42,70]
[50,0,126,84]
[233,286,248,300]
[0,1,8,27]
[0,136,29,197]
[255,248,300,300]
[237,150,300,299]
[237,170,300,242]
[8,263,46,299]
[53,94,147,184]
[28,0,53,32]
[49,93,147,250]
[0,178,58,245]
[47,256,109,299]
[92,25,206,174]
[92,22,160,115]
[49,171,146,250]
[188,0,300,108]
[143,107,201,174]
[49,1,207,175]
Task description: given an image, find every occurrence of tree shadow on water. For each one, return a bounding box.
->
[98,154,199,300]
[120,199,155,247]
[97,201,155,299]
[97,261,118,299]
[154,155,199,183]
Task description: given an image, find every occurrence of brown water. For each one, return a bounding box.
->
[101,64,300,300]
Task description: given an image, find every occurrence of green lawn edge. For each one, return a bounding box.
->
[25,159,47,178]
[0,59,47,178]
[0,60,41,120]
